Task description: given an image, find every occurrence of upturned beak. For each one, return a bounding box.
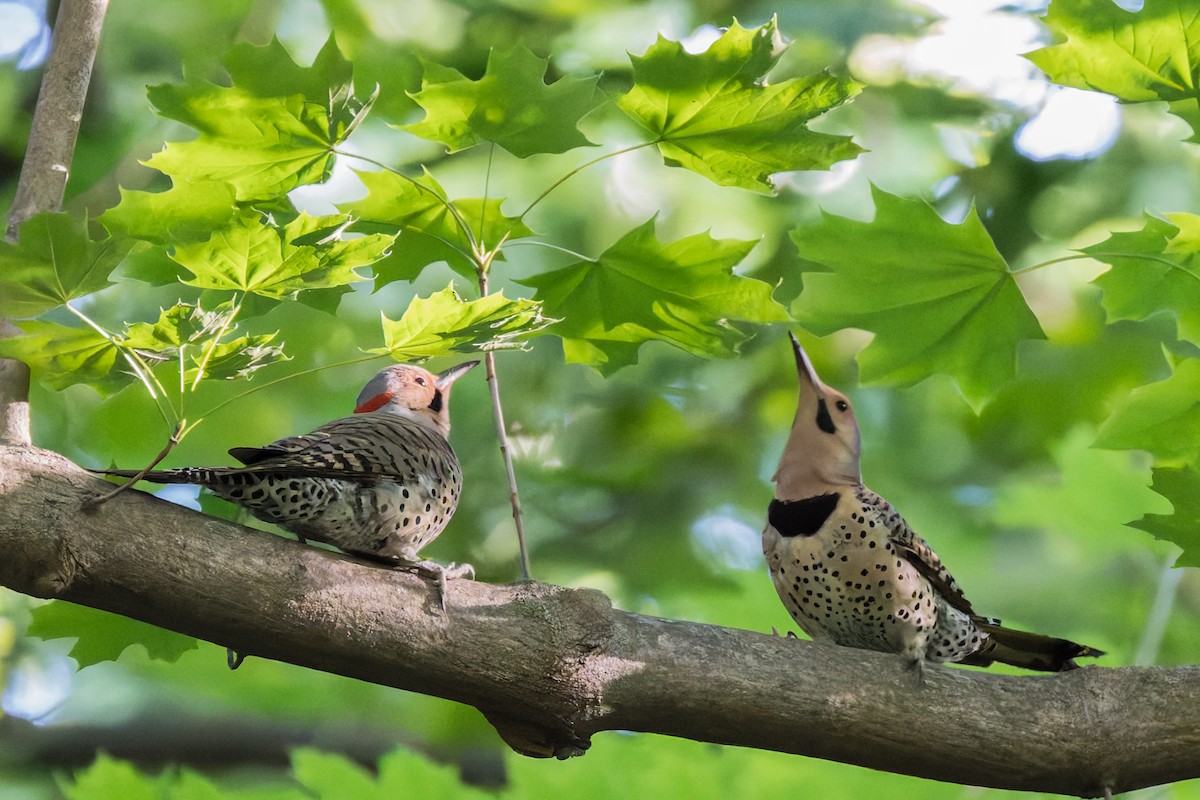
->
[435,360,481,390]
[789,333,837,435]
[789,332,826,401]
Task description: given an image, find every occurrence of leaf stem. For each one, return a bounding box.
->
[85,420,183,508]
[518,140,659,220]
[186,352,384,433]
[332,148,482,257]
[477,266,532,581]
[1010,253,1094,275]
[190,295,242,392]
[65,303,177,429]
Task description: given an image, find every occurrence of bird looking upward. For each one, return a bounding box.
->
[762,333,1102,675]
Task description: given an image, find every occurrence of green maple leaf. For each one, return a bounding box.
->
[98,180,238,245]
[404,45,600,157]
[144,36,370,201]
[122,302,287,383]
[790,187,1044,408]
[1084,213,1200,345]
[28,601,197,668]
[1129,466,1200,567]
[170,213,390,301]
[338,169,533,285]
[0,320,123,391]
[617,18,862,192]
[370,286,552,360]
[1027,0,1200,142]
[0,213,126,318]
[518,218,790,374]
[1095,357,1200,462]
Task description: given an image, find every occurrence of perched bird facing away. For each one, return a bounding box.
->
[94,361,479,605]
[763,334,1102,674]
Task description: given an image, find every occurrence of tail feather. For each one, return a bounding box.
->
[960,621,1104,672]
[90,467,223,485]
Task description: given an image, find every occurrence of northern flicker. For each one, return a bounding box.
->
[763,334,1102,674]
[94,361,479,604]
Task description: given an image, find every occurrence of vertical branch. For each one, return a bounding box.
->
[1,0,109,446]
[6,0,108,236]
[477,270,532,581]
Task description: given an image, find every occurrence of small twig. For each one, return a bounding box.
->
[84,421,184,508]
[517,140,658,220]
[1133,552,1184,666]
[478,267,531,581]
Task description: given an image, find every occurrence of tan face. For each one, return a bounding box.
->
[773,334,862,496]
[354,361,479,434]
[354,365,441,413]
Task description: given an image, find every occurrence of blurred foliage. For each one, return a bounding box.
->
[1,0,1199,798]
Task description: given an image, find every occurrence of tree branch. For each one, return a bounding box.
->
[2,0,109,446]
[6,0,108,237]
[1,443,1197,798]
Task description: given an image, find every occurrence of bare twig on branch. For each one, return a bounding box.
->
[1,0,109,447]
[1,443,1197,798]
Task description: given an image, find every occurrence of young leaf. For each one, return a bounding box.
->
[790,187,1044,408]
[404,45,600,157]
[1027,0,1200,142]
[370,286,552,360]
[0,320,123,391]
[1084,213,1200,346]
[1129,466,1200,567]
[338,168,534,285]
[143,37,368,201]
[28,601,199,668]
[1094,357,1200,462]
[518,218,790,374]
[617,18,862,192]
[0,213,125,318]
[170,213,390,301]
[122,302,287,382]
[98,180,238,245]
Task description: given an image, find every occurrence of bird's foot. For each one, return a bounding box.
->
[227,648,247,670]
[907,656,926,688]
[769,627,800,639]
[395,559,475,610]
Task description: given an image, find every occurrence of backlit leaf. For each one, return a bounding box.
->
[790,186,1045,408]
[1084,213,1200,345]
[519,218,790,373]
[371,286,552,361]
[617,18,862,192]
[1095,357,1200,462]
[1129,466,1200,567]
[1027,0,1200,142]
[0,213,125,318]
[170,213,390,301]
[404,45,600,157]
[28,601,198,668]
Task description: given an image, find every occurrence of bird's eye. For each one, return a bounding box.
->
[836,400,849,412]
[415,376,427,386]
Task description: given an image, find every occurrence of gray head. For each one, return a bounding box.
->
[354,361,480,436]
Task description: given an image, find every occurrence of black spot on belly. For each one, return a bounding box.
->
[769,493,840,537]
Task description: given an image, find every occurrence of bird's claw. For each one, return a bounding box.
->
[395,559,475,611]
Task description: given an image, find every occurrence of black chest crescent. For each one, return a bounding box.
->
[768,492,841,537]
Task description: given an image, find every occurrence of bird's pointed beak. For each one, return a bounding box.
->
[435,360,481,390]
[789,333,837,435]
[789,332,827,401]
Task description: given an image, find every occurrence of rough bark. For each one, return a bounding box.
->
[1,444,1197,797]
